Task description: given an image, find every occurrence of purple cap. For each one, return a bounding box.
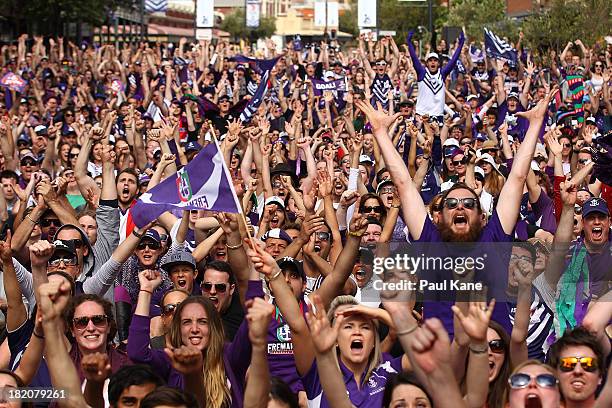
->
[141,229,161,243]
[581,197,609,219]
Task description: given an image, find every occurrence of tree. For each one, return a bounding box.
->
[522,0,612,52]
[221,9,276,42]
[446,0,517,41]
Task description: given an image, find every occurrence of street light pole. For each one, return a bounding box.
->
[428,0,433,35]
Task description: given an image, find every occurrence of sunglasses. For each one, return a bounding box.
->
[578,159,590,164]
[69,153,80,159]
[48,255,78,267]
[489,339,505,354]
[594,64,603,67]
[137,241,161,250]
[273,182,283,188]
[460,140,471,146]
[73,314,108,330]
[509,373,558,389]
[452,158,466,166]
[201,282,228,293]
[41,219,62,228]
[574,205,583,215]
[362,205,384,214]
[443,197,477,210]
[315,232,331,241]
[562,143,572,148]
[162,302,182,316]
[558,356,599,372]
[21,160,37,166]
[481,148,497,154]
[380,187,395,194]
[375,62,387,67]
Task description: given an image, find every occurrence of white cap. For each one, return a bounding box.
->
[359,154,374,165]
[467,94,479,101]
[443,138,460,148]
[425,52,439,61]
[474,166,485,179]
[476,153,498,169]
[530,161,541,172]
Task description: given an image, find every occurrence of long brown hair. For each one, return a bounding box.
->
[487,321,512,408]
[168,296,230,408]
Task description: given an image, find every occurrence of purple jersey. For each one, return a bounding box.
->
[414,211,513,336]
[302,354,403,407]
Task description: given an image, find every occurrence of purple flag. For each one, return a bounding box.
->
[131,141,241,228]
[311,78,347,96]
[231,55,281,123]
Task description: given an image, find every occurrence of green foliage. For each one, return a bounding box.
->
[446,0,510,41]
[221,9,276,41]
[521,0,612,52]
[339,8,359,38]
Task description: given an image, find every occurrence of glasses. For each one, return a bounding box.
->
[563,143,572,148]
[594,64,603,67]
[489,339,505,354]
[48,255,78,267]
[578,159,590,164]
[21,160,36,166]
[362,205,384,214]
[574,205,583,215]
[273,182,283,188]
[69,153,80,159]
[201,282,228,293]
[558,356,599,372]
[73,314,108,330]
[510,254,533,263]
[64,112,74,117]
[452,158,466,166]
[162,302,181,316]
[379,187,395,194]
[509,373,558,389]
[481,148,497,154]
[375,62,387,67]
[460,140,471,146]
[443,197,478,210]
[315,232,331,241]
[137,241,161,250]
[41,219,62,228]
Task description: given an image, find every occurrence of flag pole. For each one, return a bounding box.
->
[210,128,254,241]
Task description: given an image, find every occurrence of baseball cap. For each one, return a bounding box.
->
[161,247,196,272]
[581,197,609,219]
[585,116,597,125]
[62,126,76,136]
[466,94,479,102]
[474,166,485,181]
[185,141,202,153]
[261,228,293,244]
[277,256,305,280]
[141,229,162,243]
[17,134,31,145]
[359,155,374,165]
[376,179,395,194]
[20,152,38,163]
[425,52,439,61]
[508,92,520,101]
[218,95,231,102]
[34,125,48,136]
[443,138,460,148]
[481,140,498,150]
[52,239,77,257]
[265,196,285,209]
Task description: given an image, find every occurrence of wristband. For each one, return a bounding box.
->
[26,214,38,224]
[140,289,153,295]
[469,344,488,354]
[226,242,243,250]
[132,229,143,238]
[266,268,283,282]
[348,230,364,238]
[396,325,418,336]
[33,330,45,340]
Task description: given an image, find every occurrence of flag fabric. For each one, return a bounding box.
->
[0,72,27,93]
[566,74,585,123]
[311,78,347,96]
[484,28,517,64]
[469,45,484,63]
[131,141,241,228]
[231,55,281,123]
[145,0,168,13]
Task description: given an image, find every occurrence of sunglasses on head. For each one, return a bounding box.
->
[73,314,108,330]
[443,197,478,210]
[489,339,505,353]
[41,218,61,228]
[559,356,599,372]
[162,302,182,316]
[508,373,558,389]
[202,282,228,293]
[362,205,384,214]
[137,241,161,250]
[48,255,78,267]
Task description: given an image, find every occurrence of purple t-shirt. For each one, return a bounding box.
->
[127,281,263,408]
[414,211,513,336]
[301,354,403,407]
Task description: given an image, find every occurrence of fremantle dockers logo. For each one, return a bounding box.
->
[176,169,193,202]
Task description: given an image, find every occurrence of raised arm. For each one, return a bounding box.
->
[355,99,428,240]
[496,89,557,234]
[243,298,274,408]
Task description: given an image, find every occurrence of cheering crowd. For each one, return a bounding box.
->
[0,30,610,408]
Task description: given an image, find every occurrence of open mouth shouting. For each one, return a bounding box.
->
[452,213,469,230]
[270,216,280,228]
[590,226,603,241]
[524,394,542,408]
